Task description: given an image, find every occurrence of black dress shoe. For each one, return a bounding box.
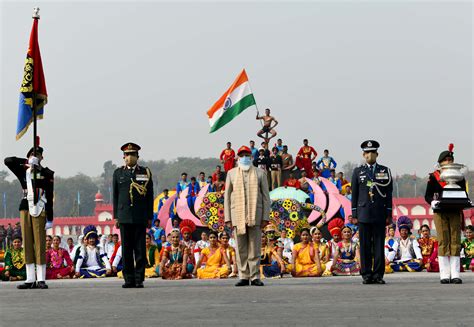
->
[373,278,386,284]
[451,278,462,284]
[122,283,136,288]
[17,282,36,290]
[235,279,250,287]
[37,281,48,289]
[136,282,144,288]
[362,278,373,285]
[440,278,451,284]
[251,279,264,286]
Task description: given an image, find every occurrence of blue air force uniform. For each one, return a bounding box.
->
[351,140,393,283]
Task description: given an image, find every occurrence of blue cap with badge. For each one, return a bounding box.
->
[360,140,380,152]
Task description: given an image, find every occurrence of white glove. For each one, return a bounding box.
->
[28,156,39,166]
[431,200,440,210]
[45,221,53,230]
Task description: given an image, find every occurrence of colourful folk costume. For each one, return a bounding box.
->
[384,237,399,274]
[187,182,201,209]
[197,247,230,279]
[296,146,317,179]
[289,243,322,277]
[161,245,193,280]
[418,236,439,272]
[461,239,474,271]
[220,148,236,172]
[316,156,337,178]
[260,245,282,278]
[180,219,197,268]
[391,216,423,272]
[332,241,360,276]
[46,247,74,279]
[2,247,26,281]
[145,244,160,278]
[75,246,111,278]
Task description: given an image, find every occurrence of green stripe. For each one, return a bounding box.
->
[209,94,256,133]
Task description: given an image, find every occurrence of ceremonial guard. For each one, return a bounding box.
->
[4,146,54,289]
[351,140,393,284]
[113,143,154,288]
[425,144,467,284]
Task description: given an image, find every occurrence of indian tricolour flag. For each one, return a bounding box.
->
[207,69,257,133]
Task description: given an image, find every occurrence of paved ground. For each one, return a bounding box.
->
[1,272,473,327]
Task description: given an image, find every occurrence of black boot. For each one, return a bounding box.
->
[17,282,37,290]
[251,279,264,286]
[440,279,450,284]
[451,278,462,284]
[37,281,48,289]
[235,279,250,287]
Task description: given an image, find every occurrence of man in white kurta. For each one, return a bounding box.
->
[225,145,270,286]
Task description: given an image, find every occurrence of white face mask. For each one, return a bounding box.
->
[238,156,252,171]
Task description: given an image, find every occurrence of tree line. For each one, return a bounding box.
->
[0,159,472,218]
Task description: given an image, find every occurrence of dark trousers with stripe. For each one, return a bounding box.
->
[359,221,385,280]
[119,223,146,285]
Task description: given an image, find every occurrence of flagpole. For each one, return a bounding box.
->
[32,7,40,204]
[245,70,264,129]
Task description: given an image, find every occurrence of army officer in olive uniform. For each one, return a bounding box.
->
[351,140,393,285]
[113,143,154,288]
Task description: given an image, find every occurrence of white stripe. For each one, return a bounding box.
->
[209,81,253,127]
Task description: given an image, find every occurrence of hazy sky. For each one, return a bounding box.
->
[1,1,472,179]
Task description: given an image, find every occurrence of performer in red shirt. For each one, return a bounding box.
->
[284,172,301,189]
[295,139,317,178]
[220,142,236,172]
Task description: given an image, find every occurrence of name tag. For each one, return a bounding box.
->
[136,174,149,182]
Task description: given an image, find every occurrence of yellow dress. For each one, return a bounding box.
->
[144,246,160,278]
[288,242,322,277]
[118,245,160,279]
[314,242,328,273]
[197,247,230,279]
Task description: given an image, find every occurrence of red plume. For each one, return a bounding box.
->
[448,143,454,152]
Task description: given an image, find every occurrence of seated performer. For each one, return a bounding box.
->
[278,229,294,263]
[144,233,160,278]
[331,226,361,276]
[311,226,329,272]
[316,149,337,178]
[72,235,84,266]
[260,225,286,278]
[74,225,111,278]
[2,234,26,281]
[194,231,210,264]
[283,172,301,189]
[219,231,238,277]
[157,188,175,221]
[256,108,278,143]
[322,218,345,275]
[295,139,317,179]
[151,219,165,245]
[391,216,423,272]
[46,235,74,279]
[328,169,342,191]
[384,224,399,274]
[418,224,439,272]
[160,229,193,280]
[46,235,52,250]
[180,220,196,268]
[289,228,323,277]
[461,225,474,271]
[194,231,231,279]
[111,245,123,276]
[187,177,201,210]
